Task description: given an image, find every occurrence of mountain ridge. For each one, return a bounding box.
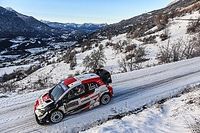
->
[89,0,199,40]
[0,6,106,38]
[0,6,59,38]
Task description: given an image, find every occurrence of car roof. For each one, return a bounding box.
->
[63,73,100,88]
[63,77,77,86]
[74,73,99,81]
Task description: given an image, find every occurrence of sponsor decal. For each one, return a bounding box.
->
[67,101,79,108]
[91,94,98,99]
[81,98,90,103]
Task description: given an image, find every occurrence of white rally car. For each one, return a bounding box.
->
[34,73,113,124]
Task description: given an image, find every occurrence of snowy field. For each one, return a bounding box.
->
[0,57,200,133]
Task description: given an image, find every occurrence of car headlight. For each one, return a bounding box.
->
[38,108,46,115]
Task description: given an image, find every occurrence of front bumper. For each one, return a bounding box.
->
[35,109,49,123]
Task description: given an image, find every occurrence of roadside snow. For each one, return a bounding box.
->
[83,86,200,133]
[1,57,200,132]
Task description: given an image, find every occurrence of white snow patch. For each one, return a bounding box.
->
[0,64,33,77]
[83,87,200,133]
[26,48,48,54]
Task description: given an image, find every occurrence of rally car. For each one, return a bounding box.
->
[34,73,113,124]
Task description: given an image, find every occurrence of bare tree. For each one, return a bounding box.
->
[158,39,183,63]
[107,33,112,41]
[187,17,200,33]
[118,45,146,72]
[70,56,77,70]
[184,35,200,58]
[135,46,146,63]
[154,13,169,30]
[83,47,106,71]
[113,40,128,54]
[118,58,128,72]
[158,36,200,64]
[99,44,104,51]
[0,82,18,93]
[63,49,76,64]
[125,44,137,53]
[160,27,170,41]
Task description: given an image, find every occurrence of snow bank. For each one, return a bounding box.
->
[83,86,200,133]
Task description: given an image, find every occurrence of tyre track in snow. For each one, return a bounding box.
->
[0,59,191,118]
[113,69,200,101]
[0,102,33,116]
[1,58,200,132]
[0,57,198,114]
[2,71,200,133]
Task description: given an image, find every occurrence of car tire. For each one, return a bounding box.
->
[35,114,45,125]
[100,93,111,105]
[50,110,64,124]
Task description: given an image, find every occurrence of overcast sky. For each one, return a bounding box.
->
[0,0,172,24]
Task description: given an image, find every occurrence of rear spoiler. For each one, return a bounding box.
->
[94,69,112,85]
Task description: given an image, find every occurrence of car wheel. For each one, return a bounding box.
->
[100,93,111,105]
[35,114,45,125]
[50,110,64,124]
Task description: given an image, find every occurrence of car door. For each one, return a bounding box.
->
[64,84,86,113]
[83,82,100,108]
[79,83,93,105]
[87,82,100,95]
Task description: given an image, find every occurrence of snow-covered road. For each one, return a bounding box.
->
[1,57,200,133]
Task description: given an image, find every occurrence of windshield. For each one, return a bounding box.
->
[50,83,68,101]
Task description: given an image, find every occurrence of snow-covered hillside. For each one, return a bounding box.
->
[9,10,200,91]
[168,0,180,6]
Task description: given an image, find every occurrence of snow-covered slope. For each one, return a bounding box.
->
[168,0,181,6]
[0,6,57,38]
[1,57,200,132]
[11,11,200,90]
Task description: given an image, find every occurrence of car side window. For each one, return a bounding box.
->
[68,85,85,100]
